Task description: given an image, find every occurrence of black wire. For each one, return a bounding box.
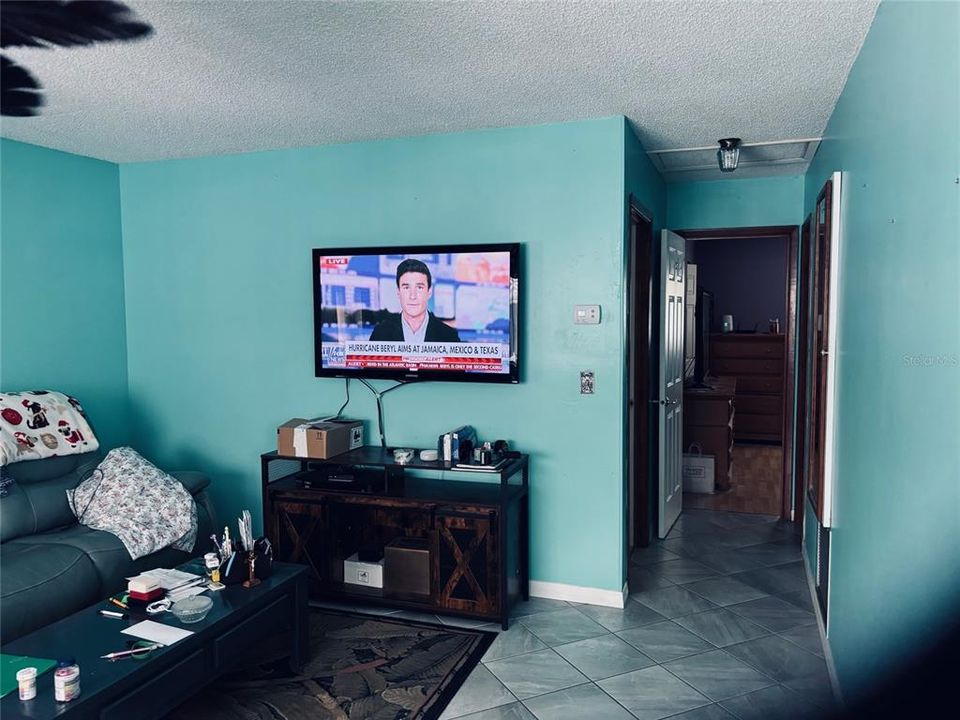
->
[355,378,417,448]
[334,378,350,419]
[74,467,106,525]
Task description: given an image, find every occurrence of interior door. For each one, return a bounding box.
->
[807,172,843,527]
[658,230,685,538]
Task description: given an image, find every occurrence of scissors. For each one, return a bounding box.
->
[101,640,163,661]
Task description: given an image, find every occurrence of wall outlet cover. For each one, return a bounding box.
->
[574,305,601,325]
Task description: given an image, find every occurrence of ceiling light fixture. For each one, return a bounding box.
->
[717,138,741,173]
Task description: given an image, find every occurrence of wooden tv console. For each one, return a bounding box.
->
[262,447,529,629]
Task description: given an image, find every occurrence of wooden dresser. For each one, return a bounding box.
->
[711,333,785,443]
[683,376,736,491]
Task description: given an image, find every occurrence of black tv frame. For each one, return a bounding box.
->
[313,242,521,384]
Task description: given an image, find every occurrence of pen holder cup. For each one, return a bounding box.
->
[220,537,273,586]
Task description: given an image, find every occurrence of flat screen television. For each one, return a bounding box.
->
[313,243,520,383]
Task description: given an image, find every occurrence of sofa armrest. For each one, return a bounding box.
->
[169,471,210,496]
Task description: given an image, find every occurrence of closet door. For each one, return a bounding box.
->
[807,173,843,528]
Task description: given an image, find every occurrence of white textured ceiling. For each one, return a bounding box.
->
[0,1,878,179]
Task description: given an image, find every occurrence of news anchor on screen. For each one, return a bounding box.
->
[370,259,462,343]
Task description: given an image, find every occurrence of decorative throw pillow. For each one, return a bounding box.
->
[66,447,197,560]
[0,390,99,465]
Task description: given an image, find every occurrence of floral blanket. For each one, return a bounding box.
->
[0,390,99,465]
[67,447,197,560]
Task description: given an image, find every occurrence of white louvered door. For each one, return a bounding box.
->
[658,230,686,538]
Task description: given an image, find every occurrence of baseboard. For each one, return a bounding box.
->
[529,580,626,608]
[802,545,844,708]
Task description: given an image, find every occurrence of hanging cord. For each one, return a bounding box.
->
[333,378,351,419]
[355,378,417,448]
[74,467,107,525]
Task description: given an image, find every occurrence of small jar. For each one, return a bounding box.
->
[16,667,37,701]
[54,658,80,702]
[204,552,221,583]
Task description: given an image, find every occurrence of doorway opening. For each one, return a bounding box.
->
[626,201,655,550]
[676,225,800,520]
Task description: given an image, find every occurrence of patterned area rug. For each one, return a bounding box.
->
[167,609,494,720]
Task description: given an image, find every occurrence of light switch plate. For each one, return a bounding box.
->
[580,371,595,394]
[574,305,601,325]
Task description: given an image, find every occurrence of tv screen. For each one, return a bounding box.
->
[313,243,520,383]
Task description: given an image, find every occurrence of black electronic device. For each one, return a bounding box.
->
[690,288,714,388]
[313,243,521,384]
[296,465,384,493]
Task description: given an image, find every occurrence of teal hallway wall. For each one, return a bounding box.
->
[0,140,130,449]
[802,0,960,700]
[119,117,659,593]
[667,175,804,230]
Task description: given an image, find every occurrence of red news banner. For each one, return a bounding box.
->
[343,341,507,372]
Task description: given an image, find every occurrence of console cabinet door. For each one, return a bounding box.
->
[273,501,326,593]
[433,509,499,617]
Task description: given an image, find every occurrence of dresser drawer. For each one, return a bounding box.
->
[683,425,730,457]
[712,338,784,360]
[683,396,731,426]
[713,357,784,376]
[736,376,783,394]
[735,393,783,416]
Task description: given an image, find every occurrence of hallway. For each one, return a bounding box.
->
[442,509,834,720]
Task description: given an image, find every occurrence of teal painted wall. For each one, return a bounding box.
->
[0,140,130,449]
[666,175,804,230]
[120,117,657,592]
[803,0,960,700]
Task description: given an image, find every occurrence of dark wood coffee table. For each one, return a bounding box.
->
[1,561,308,720]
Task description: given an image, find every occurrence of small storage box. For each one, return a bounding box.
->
[278,418,363,459]
[385,537,431,596]
[344,553,384,589]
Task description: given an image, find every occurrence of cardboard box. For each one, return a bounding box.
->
[277,417,363,459]
[344,553,384,589]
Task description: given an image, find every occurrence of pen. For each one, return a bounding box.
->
[99,610,126,619]
[109,597,128,610]
[100,643,162,660]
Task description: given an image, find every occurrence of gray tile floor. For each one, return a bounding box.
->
[443,509,835,720]
[323,508,836,720]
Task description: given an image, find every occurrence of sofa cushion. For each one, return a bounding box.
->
[1,452,102,541]
[169,471,210,496]
[0,542,100,641]
[7,525,131,596]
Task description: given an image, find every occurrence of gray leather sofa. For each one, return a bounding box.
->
[1,452,215,642]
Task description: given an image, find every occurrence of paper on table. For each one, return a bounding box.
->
[166,584,207,603]
[127,568,203,590]
[121,620,193,646]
